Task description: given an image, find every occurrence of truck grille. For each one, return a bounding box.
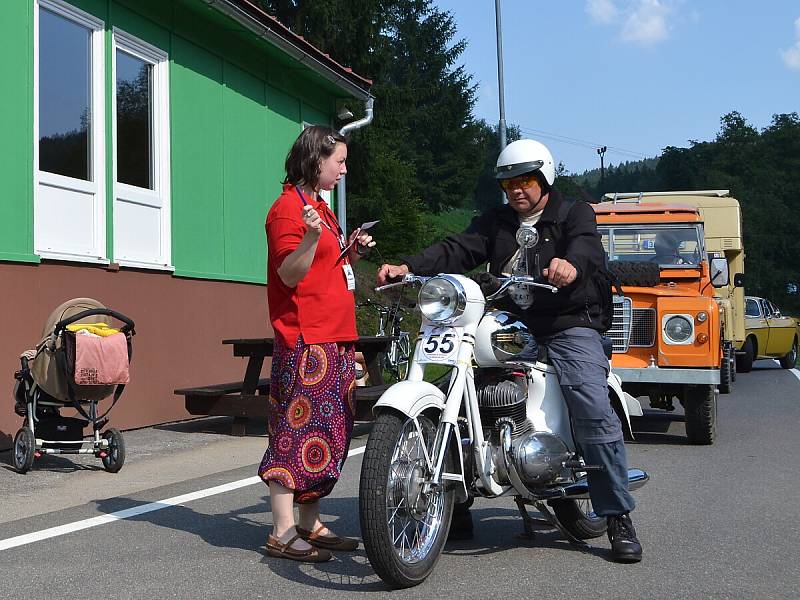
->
[609,296,633,353]
[630,308,656,347]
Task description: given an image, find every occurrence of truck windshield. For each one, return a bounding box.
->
[598,225,704,267]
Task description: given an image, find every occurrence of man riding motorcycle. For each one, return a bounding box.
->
[377,138,643,563]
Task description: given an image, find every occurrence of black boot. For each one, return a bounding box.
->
[607,513,642,563]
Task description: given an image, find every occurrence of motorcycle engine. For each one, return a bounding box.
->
[476,375,571,487]
[476,379,531,438]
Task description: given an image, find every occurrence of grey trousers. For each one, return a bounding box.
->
[539,327,636,517]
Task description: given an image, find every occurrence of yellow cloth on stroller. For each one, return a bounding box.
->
[66,322,121,337]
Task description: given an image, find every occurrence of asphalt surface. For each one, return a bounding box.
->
[1,360,799,599]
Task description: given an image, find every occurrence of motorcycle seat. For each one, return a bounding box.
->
[535,336,613,364]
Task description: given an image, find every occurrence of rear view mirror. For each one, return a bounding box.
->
[710,257,730,288]
[733,273,745,288]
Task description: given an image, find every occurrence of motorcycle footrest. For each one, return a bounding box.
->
[563,460,605,472]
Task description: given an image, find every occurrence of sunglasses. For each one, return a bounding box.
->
[499,173,541,191]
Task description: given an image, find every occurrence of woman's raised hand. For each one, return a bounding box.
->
[302,205,323,237]
[349,228,376,261]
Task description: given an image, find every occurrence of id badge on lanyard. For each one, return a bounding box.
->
[296,186,355,291]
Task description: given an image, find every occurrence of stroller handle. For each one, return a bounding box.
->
[54,308,136,335]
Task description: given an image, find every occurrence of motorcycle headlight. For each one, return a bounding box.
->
[662,314,694,344]
[418,276,466,324]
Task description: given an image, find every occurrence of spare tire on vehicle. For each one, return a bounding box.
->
[608,261,661,288]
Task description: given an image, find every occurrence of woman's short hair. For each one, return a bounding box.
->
[284,125,347,189]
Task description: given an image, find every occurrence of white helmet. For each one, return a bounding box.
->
[495,139,556,186]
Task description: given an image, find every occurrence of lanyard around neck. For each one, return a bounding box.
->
[295,186,343,240]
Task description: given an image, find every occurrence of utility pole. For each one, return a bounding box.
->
[597,146,607,195]
[495,0,507,151]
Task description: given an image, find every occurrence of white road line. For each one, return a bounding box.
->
[791,368,800,383]
[0,444,367,552]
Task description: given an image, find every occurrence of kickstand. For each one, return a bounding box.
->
[514,497,590,548]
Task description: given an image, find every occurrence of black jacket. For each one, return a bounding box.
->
[402,190,612,336]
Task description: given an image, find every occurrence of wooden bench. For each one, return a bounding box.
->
[175,379,392,434]
[174,336,395,435]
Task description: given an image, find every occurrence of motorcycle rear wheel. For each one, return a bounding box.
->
[549,498,607,539]
[360,412,455,589]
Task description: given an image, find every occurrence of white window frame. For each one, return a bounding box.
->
[111,28,172,269]
[34,0,107,263]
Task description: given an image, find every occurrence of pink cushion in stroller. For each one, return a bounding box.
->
[74,332,130,386]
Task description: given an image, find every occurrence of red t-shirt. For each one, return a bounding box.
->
[266,184,358,346]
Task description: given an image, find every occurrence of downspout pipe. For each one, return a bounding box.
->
[337,97,374,233]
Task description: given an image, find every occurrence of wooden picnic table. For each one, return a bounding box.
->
[175,336,394,435]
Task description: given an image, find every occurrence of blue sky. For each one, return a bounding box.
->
[433,0,800,174]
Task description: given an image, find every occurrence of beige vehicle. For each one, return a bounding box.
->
[603,190,745,392]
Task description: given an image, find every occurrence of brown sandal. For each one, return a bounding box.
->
[296,525,360,551]
[265,534,333,562]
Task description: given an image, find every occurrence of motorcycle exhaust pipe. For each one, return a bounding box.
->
[560,468,649,500]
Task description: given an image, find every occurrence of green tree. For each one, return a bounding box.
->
[257,0,486,254]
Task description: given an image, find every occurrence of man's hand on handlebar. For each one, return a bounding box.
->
[377,263,410,286]
[542,257,577,288]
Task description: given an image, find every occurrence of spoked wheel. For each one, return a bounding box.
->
[101,428,126,473]
[360,412,455,589]
[395,335,411,380]
[549,497,608,539]
[13,427,36,473]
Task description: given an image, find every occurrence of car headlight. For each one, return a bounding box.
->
[418,276,466,324]
[662,314,694,344]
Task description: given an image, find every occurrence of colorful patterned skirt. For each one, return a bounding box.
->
[258,335,356,504]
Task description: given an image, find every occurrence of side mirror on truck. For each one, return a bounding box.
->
[733,273,745,288]
[710,257,730,287]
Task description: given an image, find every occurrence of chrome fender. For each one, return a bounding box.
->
[608,371,642,440]
[372,380,468,503]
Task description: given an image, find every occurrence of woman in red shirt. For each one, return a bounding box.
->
[260,126,375,563]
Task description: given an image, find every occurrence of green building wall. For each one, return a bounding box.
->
[0,0,341,283]
[0,1,35,264]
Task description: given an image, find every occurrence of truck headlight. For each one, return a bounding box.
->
[662,314,694,345]
[418,276,466,324]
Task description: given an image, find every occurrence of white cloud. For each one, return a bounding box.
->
[621,0,671,46]
[586,0,619,25]
[586,0,674,47]
[780,17,800,72]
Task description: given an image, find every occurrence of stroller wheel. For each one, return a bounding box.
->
[101,428,126,473]
[13,427,36,473]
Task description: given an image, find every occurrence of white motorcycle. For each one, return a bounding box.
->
[359,272,649,589]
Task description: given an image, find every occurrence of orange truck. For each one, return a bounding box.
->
[592,193,742,445]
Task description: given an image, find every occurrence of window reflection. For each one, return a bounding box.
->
[39,8,91,181]
[599,226,703,266]
[116,50,153,189]
[745,299,760,317]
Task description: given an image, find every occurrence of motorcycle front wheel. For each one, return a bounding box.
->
[360,412,455,589]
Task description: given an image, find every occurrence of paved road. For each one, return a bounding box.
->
[2,361,799,599]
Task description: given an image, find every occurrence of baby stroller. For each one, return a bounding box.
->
[12,298,135,473]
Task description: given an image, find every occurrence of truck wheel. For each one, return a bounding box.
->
[719,346,732,394]
[779,337,798,369]
[736,337,755,373]
[684,385,717,445]
[608,261,661,287]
